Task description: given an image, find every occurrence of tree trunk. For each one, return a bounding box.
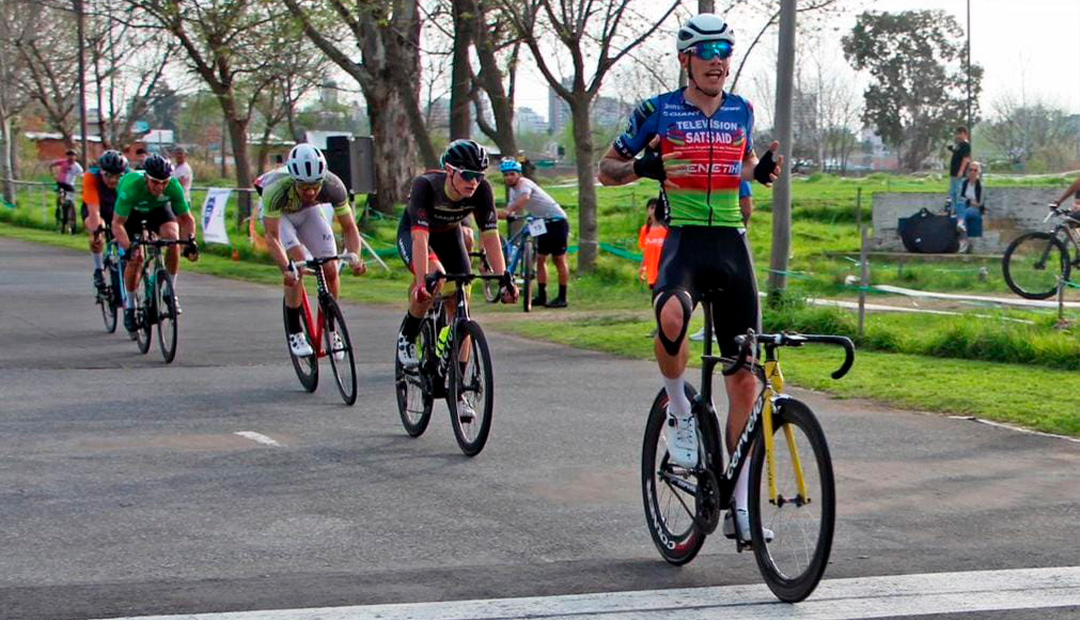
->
[449,0,475,140]
[0,115,13,204]
[570,100,597,272]
[366,85,419,214]
[222,105,253,225]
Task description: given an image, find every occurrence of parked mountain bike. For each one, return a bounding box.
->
[1002,204,1080,299]
[92,225,126,334]
[128,227,197,363]
[283,253,362,406]
[394,272,504,456]
[471,250,501,304]
[641,300,854,603]
[55,184,77,234]
[502,215,546,312]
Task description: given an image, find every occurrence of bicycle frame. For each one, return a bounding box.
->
[296,269,330,359]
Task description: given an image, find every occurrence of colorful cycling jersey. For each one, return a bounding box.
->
[403,171,498,234]
[262,171,351,218]
[114,171,190,218]
[613,88,754,228]
[81,169,119,212]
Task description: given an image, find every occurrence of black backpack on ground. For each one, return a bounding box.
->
[898,208,959,254]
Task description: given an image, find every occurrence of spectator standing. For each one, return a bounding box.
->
[172,147,194,200]
[948,126,971,221]
[638,197,668,289]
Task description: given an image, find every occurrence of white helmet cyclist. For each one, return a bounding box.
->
[287,143,327,183]
[676,13,735,53]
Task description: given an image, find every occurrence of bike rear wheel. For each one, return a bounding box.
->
[156,271,179,363]
[1002,232,1070,299]
[447,320,494,456]
[641,385,706,565]
[98,281,117,333]
[749,398,835,603]
[283,298,318,392]
[395,320,434,437]
[323,297,358,405]
[521,241,533,312]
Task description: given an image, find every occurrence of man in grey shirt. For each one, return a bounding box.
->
[499,158,569,307]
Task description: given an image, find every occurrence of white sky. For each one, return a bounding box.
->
[507,0,1080,125]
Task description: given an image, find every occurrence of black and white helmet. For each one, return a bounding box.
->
[287,143,327,183]
[676,13,735,53]
[143,153,173,181]
[97,149,128,175]
[441,139,489,173]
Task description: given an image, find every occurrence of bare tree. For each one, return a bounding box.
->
[11,2,81,145]
[128,0,287,214]
[282,0,438,213]
[499,0,679,272]
[984,94,1076,172]
[469,0,524,157]
[0,0,36,201]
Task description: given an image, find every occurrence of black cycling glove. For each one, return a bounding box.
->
[633,149,666,182]
[182,237,200,261]
[754,149,778,186]
[498,272,517,300]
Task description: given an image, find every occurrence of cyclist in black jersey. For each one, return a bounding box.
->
[396,140,518,373]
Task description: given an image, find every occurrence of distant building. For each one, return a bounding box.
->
[548,79,632,134]
[514,107,548,134]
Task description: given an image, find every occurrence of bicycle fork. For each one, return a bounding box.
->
[760,360,811,507]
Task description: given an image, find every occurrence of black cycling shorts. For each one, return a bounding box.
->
[123,206,177,240]
[396,218,470,276]
[653,226,761,358]
[81,203,114,225]
[535,219,569,256]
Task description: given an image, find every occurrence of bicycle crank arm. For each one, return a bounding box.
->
[658,469,699,495]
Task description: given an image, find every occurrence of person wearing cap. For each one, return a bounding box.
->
[111,154,198,333]
[598,13,783,543]
[171,147,194,199]
[498,157,570,307]
[49,149,83,192]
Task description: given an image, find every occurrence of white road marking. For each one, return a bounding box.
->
[91,566,1080,620]
[233,431,282,447]
[949,415,1080,444]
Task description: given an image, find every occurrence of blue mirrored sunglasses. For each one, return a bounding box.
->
[689,40,733,61]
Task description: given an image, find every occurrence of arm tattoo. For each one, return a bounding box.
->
[599,157,636,185]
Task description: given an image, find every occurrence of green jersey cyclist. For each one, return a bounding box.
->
[262,143,366,358]
[598,13,783,543]
[395,140,518,417]
[111,154,199,334]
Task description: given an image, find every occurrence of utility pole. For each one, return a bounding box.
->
[966,0,972,136]
[767,0,796,305]
[75,0,89,166]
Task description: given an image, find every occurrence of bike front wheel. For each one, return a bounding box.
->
[156,271,179,363]
[98,282,117,333]
[447,320,494,456]
[283,299,318,393]
[323,298,357,405]
[749,397,835,603]
[641,384,706,565]
[395,320,434,437]
[1002,232,1071,299]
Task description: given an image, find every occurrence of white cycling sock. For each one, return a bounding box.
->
[124,292,136,309]
[92,253,103,269]
[663,374,691,418]
[734,455,750,511]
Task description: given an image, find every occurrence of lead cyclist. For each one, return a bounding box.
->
[598,12,782,542]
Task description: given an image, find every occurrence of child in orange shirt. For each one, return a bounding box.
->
[638,197,668,289]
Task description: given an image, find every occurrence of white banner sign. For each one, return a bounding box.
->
[201,188,231,245]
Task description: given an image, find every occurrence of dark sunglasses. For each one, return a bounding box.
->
[689,40,733,61]
[454,167,485,182]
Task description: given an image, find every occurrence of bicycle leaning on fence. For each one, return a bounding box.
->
[1002,204,1080,299]
[127,225,197,363]
[282,253,362,406]
[641,296,854,603]
[395,271,505,456]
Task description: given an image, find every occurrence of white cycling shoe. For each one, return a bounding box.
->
[457,398,477,423]
[397,333,419,368]
[329,331,345,361]
[288,332,314,357]
[664,411,700,469]
[723,508,774,543]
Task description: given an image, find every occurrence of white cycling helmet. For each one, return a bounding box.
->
[287,143,327,183]
[676,13,735,53]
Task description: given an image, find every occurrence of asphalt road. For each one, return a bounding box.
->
[1,237,1079,620]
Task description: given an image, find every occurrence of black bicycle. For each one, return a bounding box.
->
[641,299,854,602]
[55,184,77,234]
[128,228,197,363]
[92,225,125,333]
[283,253,360,406]
[1002,204,1080,299]
[394,272,504,456]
